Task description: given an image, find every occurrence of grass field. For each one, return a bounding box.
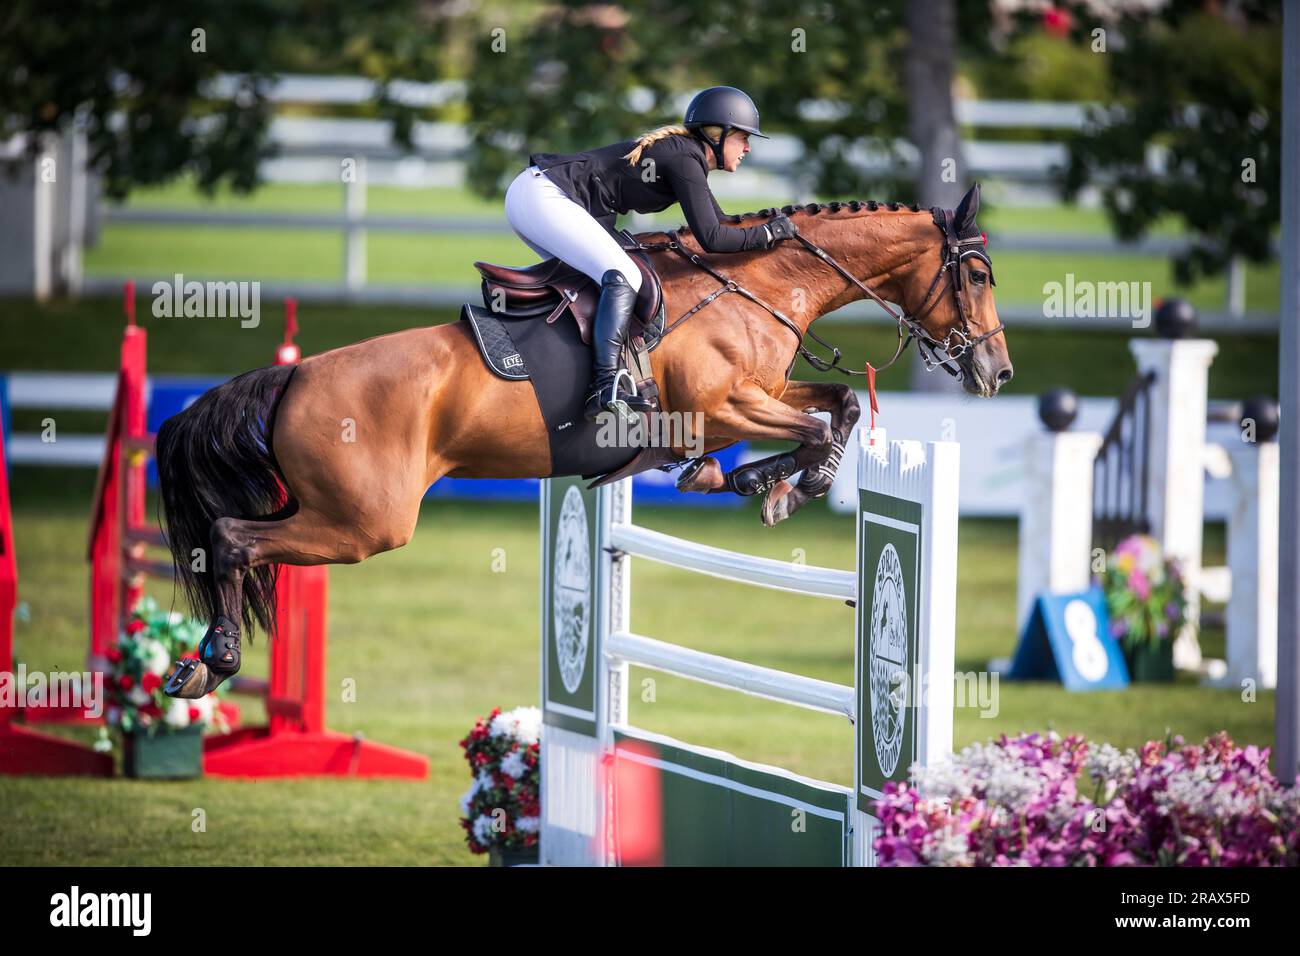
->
[0,460,1274,866]
[0,178,1284,866]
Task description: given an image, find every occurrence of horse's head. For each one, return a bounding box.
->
[909,184,1012,397]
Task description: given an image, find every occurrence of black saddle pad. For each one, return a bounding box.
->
[460,304,640,478]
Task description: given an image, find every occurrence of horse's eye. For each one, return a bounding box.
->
[969,270,987,285]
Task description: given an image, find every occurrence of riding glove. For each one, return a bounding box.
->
[764,213,798,247]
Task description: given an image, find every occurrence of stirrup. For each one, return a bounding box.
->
[586,370,650,424]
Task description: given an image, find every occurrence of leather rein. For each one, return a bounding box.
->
[636,207,1005,380]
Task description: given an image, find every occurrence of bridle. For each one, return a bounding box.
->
[639,206,1005,381]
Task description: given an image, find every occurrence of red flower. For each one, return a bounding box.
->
[118,675,134,691]
[188,706,201,722]
[126,619,145,635]
[140,702,161,718]
[1043,7,1071,37]
[141,672,162,692]
[106,647,123,663]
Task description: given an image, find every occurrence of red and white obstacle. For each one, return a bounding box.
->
[3,283,428,779]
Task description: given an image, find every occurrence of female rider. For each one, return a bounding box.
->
[504,86,798,424]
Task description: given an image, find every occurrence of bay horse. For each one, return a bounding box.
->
[159,183,1010,699]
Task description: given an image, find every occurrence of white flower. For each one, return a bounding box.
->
[164,697,191,729]
[142,638,173,677]
[189,695,214,726]
[516,816,540,833]
[500,749,530,780]
[490,706,542,745]
[471,814,497,845]
[127,685,152,708]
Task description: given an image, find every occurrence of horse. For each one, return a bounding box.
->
[158,183,1010,699]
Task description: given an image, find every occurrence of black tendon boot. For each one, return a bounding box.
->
[163,615,242,699]
[585,270,652,425]
[726,453,798,496]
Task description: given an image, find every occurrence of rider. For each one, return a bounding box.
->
[505,86,799,424]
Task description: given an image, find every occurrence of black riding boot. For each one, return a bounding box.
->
[585,269,651,424]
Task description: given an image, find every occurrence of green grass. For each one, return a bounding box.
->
[0,463,1274,866]
[108,179,1185,237]
[89,181,1281,311]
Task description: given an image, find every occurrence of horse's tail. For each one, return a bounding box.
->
[155,364,298,635]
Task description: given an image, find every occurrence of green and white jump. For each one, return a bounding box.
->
[539,435,959,866]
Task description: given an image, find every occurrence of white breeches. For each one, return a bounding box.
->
[503,165,643,293]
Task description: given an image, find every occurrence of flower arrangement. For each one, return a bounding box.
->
[105,598,226,736]
[458,706,541,860]
[874,731,1300,866]
[1099,534,1187,653]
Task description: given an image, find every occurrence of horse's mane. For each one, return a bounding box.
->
[643,199,930,248]
[721,200,923,225]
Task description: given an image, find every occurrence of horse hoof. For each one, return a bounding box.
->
[761,480,795,527]
[163,658,216,699]
[677,456,724,493]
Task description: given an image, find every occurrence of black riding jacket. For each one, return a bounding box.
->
[528,133,771,254]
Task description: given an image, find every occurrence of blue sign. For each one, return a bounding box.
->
[1007,587,1129,691]
[148,376,220,486]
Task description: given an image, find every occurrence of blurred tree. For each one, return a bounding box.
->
[0,0,451,199]
[964,31,1110,105]
[464,0,920,202]
[1056,0,1282,283]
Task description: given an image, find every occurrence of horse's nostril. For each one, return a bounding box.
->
[997,365,1014,385]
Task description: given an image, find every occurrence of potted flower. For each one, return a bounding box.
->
[458,706,541,866]
[106,598,227,778]
[1098,534,1186,682]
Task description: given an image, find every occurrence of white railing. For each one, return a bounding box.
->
[540,437,960,866]
[607,629,856,719]
[608,522,855,600]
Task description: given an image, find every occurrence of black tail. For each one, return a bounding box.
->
[155,364,297,636]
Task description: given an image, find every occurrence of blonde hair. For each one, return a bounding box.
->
[623,124,724,166]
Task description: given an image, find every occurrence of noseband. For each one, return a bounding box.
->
[639,205,1006,382]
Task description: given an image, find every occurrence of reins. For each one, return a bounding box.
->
[636,207,1006,380]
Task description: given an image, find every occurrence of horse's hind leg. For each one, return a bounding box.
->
[164,503,421,699]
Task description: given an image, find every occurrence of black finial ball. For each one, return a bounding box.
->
[1038,387,1078,432]
[1242,396,1280,443]
[1155,298,1197,339]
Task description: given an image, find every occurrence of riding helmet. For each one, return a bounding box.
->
[683,86,770,167]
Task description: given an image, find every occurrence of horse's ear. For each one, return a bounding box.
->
[954,183,981,233]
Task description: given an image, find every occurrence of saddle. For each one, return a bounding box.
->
[473,230,666,407]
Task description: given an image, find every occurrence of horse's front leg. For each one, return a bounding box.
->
[675,382,835,526]
[777,381,861,503]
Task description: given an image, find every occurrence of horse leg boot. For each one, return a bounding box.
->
[698,382,835,526]
[722,452,799,496]
[765,382,863,521]
[164,516,257,699]
[584,269,652,426]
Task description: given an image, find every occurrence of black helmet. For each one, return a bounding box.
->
[684,86,769,167]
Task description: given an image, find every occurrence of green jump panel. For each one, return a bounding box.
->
[612,729,851,866]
